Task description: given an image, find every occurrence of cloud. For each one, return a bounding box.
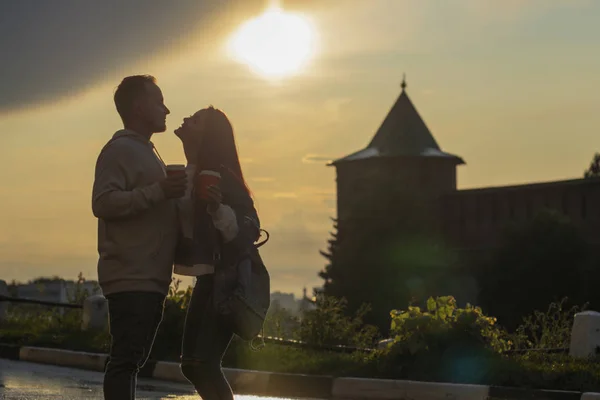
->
[259,209,328,293]
[303,189,334,197]
[0,0,355,114]
[268,266,324,295]
[460,0,591,23]
[281,0,352,11]
[273,192,298,199]
[261,210,328,258]
[0,251,97,285]
[0,0,266,113]
[251,177,275,183]
[302,154,334,164]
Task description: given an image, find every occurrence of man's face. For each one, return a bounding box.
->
[138,83,170,133]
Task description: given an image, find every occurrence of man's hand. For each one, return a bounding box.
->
[159,173,187,199]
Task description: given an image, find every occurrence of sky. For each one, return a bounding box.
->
[1,0,600,296]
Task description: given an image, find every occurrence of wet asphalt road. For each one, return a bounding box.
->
[0,359,318,400]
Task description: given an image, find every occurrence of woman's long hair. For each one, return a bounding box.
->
[195,106,251,196]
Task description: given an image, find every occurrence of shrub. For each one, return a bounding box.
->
[377,296,512,383]
[263,302,300,339]
[150,278,193,361]
[5,276,600,392]
[511,297,587,351]
[296,296,380,349]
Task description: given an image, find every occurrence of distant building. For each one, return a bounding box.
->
[15,279,100,304]
[330,77,600,260]
[270,287,316,316]
[270,291,298,312]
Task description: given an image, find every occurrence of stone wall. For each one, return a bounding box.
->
[441,177,600,250]
[335,156,460,239]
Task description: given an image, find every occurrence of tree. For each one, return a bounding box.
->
[478,209,590,330]
[28,276,63,284]
[584,152,600,178]
[296,296,379,348]
[319,198,458,334]
[263,301,299,339]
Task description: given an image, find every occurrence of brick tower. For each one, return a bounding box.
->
[330,77,465,240]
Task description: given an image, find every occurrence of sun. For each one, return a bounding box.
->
[227,6,316,79]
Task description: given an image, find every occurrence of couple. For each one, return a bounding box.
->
[92,75,259,400]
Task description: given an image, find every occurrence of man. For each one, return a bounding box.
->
[92,75,192,399]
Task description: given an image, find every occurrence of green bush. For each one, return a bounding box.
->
[5,277,600,392]
[0,302,109,353]
[501,353,600,391]
[263,302,300,339]
[223,339,376,377]
[150,279,192,361]
[511,297,587,351]
[376,296,512,383]
[296,296,379,349]
[389,296,511,353]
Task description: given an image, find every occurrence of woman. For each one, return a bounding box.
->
[174,106,260,400]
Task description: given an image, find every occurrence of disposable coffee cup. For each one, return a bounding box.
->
[166,164,186,177]
[196,170,221,200]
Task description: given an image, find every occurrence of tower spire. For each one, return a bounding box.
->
[401,73,407,91]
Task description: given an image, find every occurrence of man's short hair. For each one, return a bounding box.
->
[114,75,156,122]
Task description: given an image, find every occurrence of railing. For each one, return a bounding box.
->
[0,294,82,309]
[0,294,572,356]
[505,347,569,355]
[257,335,375,353]
[0,294,374,353]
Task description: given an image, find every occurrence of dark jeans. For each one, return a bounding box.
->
[104,291,165,400]
[181,274,234,400]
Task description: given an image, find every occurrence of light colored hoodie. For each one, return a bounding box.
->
[92,129,194,295]
[92,129,239,295]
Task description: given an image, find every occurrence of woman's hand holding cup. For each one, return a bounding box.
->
[206,185,223,213]
[196,170,222,212]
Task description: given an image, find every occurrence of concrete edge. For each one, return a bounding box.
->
[332,377,491,400]
[223,367,272,396]
[1,343,599,400]
[19,346,107,372]
[488,386,583,400]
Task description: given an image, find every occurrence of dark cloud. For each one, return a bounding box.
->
[0,0,258,113]
[0,0,348,113]
[0,0,347,113]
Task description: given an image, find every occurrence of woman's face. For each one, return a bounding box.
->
[174,109,208,138]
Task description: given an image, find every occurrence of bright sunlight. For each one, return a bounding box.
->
[227,6,316,79]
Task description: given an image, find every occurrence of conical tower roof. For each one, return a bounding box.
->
[332,77,464,165]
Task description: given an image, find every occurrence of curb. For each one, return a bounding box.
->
[0,343,598,400]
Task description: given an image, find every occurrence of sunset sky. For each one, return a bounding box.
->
[1,0,599,296]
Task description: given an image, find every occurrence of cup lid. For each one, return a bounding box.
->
[199,170,221,177]
[166,164,186,170]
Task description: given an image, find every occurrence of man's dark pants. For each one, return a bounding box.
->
[103,291,165,400]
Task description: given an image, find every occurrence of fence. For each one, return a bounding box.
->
[0,294,579,356]
[0,294,82,309]
[505,347,569,355]
[0,294,375,354]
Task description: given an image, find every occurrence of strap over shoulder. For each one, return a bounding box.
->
[255,229,269,248]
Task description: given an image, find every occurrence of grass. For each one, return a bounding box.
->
[3,295,600,392]
[3,317,600,392]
